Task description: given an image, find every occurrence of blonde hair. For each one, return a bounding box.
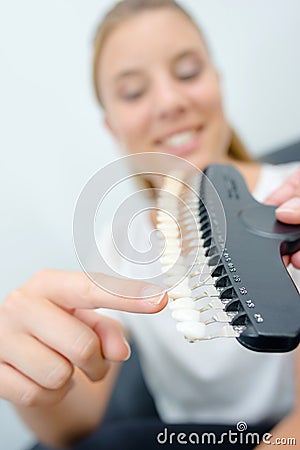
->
[93,0,252,163]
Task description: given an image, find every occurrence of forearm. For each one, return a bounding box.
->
[15,364,120,449]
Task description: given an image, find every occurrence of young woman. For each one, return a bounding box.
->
[0,1,299,449]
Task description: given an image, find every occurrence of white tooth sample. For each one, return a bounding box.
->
[172,309,201,322]
[180,224,201,234]
[169,256,186,266]
[185,196,199,203]
[219,325,239,338]
[159,221,178,228]
[200,310,230,324]
[168,298,196,310]
[194,253,208,264]
[213,311,230,322]
[189,269,211,279]
[189,262,211,274]
[194,284,218,298]
[196,296,224,312]
[161,255,178,264]
[157,221,178,231]
[196,295,213,307]
[161,238,180,248]
[180,207,199,216]
[206,298,225,310]
[157,215,176,224]
[161,229,179,239]
[157,218,176,226]
[191,276,215,289]
[165,244,181,252]
[184,230,201,241]
[157,211,178,219]
[202,275,215,284]
[163,248,181,257]
[168,283,192,299]
[183,238,202,249]
[186,247,206,257]
[176,321,206,339]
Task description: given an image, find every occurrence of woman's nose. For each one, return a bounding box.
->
[151,76,189,122]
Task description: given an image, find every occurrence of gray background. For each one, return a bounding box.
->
[1,1,300,449]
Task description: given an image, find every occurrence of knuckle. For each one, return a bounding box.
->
[78,273,107,308]
[2,289,26,312]
[29,269,54,286]
[73,332,99,365]
[45,360,73,390]
[35,268,53,278]
[26,269,62,292]
[79,276,97,307]
[100,314,124,334]
[19,386,42,407]
[91,361,110,382]
[110,317,124,334]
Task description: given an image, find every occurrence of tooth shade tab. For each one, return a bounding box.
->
[199,298,226,312]
[168,284,192,299]
[168,298,196,310]
[176,321,206,339]
[172,309,201,322]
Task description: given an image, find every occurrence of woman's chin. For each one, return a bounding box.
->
[181,153,213,172]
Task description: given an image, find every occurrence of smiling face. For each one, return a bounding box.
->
[96,8,232,171]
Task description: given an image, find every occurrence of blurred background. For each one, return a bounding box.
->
[0,1,300,449]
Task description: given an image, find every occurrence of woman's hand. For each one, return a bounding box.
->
[0,270,167,407]
[265,168,300,269]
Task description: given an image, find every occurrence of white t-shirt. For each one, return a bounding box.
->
[96,162,300,425]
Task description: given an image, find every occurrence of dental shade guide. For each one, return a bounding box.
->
[157,164,300,353]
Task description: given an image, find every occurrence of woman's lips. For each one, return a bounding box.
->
[156,127,203,156]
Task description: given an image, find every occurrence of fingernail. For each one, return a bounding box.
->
[276,197,300,213]
[123,340,131,361]
[141,285,167,304]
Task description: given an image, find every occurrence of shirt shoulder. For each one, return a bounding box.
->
[253,162,300,202]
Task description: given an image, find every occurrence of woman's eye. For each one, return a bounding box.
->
[178,69,200,80]
[175,61,203,80]
[118,84,146,101]
[122,90,144,101]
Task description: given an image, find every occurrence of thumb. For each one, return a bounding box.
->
[275,197,300,224]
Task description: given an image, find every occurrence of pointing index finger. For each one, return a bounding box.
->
[22,270,168,313]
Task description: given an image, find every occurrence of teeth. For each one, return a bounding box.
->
[163,130,197,148]
[172,309,201,322]
[176,321,206,339]
[168,283,192,299]
[169,298,196,310]
[157,171,238,343]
